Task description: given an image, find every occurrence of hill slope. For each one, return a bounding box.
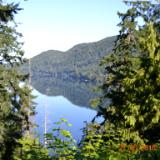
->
[21,36,116,82]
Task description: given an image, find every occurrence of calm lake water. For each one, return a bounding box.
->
[31,78,98,142]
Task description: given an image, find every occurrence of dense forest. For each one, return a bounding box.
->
[0,0,160,160]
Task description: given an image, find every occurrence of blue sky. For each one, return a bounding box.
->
[11,0,127,58]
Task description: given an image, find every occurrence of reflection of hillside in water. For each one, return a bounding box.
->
[31,77,98,108]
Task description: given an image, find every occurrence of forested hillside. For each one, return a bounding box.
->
[21,36,115,82]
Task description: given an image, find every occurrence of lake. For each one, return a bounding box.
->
[31,77,99,142]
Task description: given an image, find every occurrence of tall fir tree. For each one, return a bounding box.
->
[93,0,160,152]
[0,1,35,159]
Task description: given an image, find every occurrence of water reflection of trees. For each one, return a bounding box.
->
[31,77,99,108]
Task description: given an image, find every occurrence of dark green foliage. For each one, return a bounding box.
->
[0,1,34,159]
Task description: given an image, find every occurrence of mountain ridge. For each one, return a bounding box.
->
[31,35,116,58]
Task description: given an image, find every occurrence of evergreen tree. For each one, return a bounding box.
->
[97,0,160,144]
[0,1,34,159]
